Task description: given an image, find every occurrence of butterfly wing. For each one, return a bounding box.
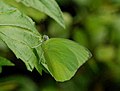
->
[42,38,91,82]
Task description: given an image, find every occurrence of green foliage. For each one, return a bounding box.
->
[48,12,72,38]
[0,1,91,82]
[15,0,65,28]
[2,0,46,22]
[95,45,115,62]
[0,76,38,91]
[0,1,41,71]
[0,57,14,66]
[0,0,120,91]
[0,56,14,73]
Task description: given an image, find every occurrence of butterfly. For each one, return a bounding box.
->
[32,35,92,82]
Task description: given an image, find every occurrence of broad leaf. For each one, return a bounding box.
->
[2,0,46,22]
[0,1,39,34]
[0,27,39,71]
[15,0,65,28]
[41,38,92,82]
[0,1,41,71]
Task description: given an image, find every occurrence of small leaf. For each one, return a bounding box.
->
[41,38,92,82]
[0,56,14,73]
[15,0,65,28]
[0,56,14,66]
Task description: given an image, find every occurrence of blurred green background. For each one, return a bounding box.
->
[0,0,120,91]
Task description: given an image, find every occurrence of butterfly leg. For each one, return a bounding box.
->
[32,40,43,48]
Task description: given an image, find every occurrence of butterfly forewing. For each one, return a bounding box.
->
[41,38,91,82]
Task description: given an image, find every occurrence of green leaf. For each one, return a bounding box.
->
[0,56,14,73]
[0,1,39,34]
[0,26,39,71]
[0,56,14,66]
[41,38,92,82]
[34,45,49,75]
[2,0,47,22]
[0,1,41,71]
[15,0,65,28]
